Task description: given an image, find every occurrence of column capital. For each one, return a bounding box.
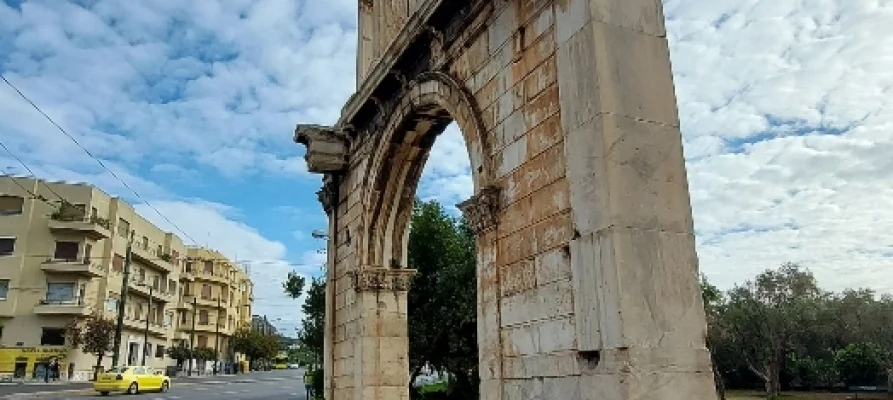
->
[352,267,416,292]
[457,186,501,235]
[316,176,338,215]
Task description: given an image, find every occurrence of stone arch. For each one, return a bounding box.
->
[293,1,718,399]
[358,71,492,270]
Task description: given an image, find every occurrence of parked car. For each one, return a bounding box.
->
[287,363,302,369]
[93,366,171,396]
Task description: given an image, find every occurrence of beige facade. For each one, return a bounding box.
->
[176,247,253,373]
[0,176,253,381]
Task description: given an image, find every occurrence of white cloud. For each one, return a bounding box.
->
[421,0,893,296]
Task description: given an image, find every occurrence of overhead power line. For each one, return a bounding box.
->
[0,140,73,205]
[1,74,199,246]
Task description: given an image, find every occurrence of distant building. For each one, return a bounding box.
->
[250,315,277,335]
[0,176,254,381]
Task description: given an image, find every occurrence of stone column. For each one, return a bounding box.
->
[458,187,503,400]
[555,0,718,398]
[352,267,415,400]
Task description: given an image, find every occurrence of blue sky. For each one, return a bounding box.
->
[2,0,892,334]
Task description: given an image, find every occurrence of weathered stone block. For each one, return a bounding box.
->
[522,84,560,132]
[610,228,707,348]
[555,0,592,44]
[535,246,572,286]
[511,28,556,85]
[499,258,536,297]
[590,0,667,36]
[502,141,565,205]
[501,322,540,357]
[601,114,694,233]
[538,316,577,353]
[590,21,679,126]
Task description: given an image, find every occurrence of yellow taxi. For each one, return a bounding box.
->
[93,366,171,395]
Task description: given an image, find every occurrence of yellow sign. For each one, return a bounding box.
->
[0,347,68,375]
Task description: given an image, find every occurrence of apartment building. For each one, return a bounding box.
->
[175,247,253,372]
[0,176,253,381]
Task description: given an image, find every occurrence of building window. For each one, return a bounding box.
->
[197,335,208,348]
[155,345,165,358]
[203,261,213,274]
[117,218,129,238]
[0,237,14,256]
[113,254,124,272]
[91,206,98,219]
[145,343,153,358]
[141,236,149,250]
[201,284,211,300]
[199,310,209,325]
[180,312,187,324]
[104,295,119,312]
[53,241,80,261]
[0,195,24,215]
[40,328,66,346]
[46,283,75,304]
[168,280,177,295]
[0,280,8,300]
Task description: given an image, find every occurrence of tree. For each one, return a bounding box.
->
[166,344,192,368]
[835,342,886,387]
[407,200,478,399]
[232,325,281,368]
[283,271,306,299]
[298,277,325,365]
[702,276,727,400]
[721,263,821,398]
[65,313,116,380]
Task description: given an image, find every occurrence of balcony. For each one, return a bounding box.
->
[127,279,175,303]
[131,244,174,273]
[195,271,228,285]
[48,215,111,240]
[180,270,195,281]
[191,322,231,335]
[123,317,171,337]
[40,258,104,278]
[177,295,195,310]
[194,296,221,308]
[34,298,92,315]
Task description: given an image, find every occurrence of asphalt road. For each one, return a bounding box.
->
[3,370,307,400]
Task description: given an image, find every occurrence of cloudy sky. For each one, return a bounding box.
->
[1,0,892,334]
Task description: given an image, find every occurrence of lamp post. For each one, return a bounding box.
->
[213,297,221,375]
[141,284,153,366]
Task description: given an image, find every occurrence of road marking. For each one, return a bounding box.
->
[223,391,237,394]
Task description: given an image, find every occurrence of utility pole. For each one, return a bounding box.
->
[213,297,220,375]
[111,231,134,367]
[188,296,197,376]
[141,285,153,366]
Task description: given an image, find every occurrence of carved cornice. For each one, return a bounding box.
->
[353,268,416,292]
[457,186,500,235]
[294,124,350,174]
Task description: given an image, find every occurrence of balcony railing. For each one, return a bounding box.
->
[35,297,91,315]
[47,215,111,239]
[40,258,104,278]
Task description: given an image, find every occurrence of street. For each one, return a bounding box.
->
[1,370,307,400]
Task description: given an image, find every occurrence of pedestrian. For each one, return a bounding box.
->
[50,359,60,382]
[303,369,314,399]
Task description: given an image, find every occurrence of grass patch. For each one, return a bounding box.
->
[418,382,446,394]
[727,390,891,399]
